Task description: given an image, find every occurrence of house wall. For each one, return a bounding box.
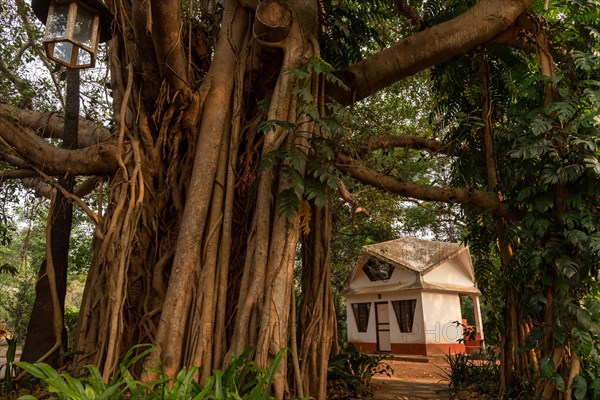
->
[346,293,379,353]
[420,291,466,354]
[347,291,425,354]
[348,261,416,290]
[423,258,474,287]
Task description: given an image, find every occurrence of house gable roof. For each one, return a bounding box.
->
[347,237,476,295]
[362,237,463,274]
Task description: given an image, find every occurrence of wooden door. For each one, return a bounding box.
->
[376,302,391,352]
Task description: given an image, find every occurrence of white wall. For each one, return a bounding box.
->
[346,293,378,344]
[423,258,474,287]
[386,291,424,344]
[347,291,425,344]
[420,291,464,344]
[349,262,416,290]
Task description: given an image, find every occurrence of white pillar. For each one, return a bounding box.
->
[472,294,484,341]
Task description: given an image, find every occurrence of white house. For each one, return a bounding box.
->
[345,237,484,355]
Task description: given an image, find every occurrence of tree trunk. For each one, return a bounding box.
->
[299,203,337,399]
[21,69,79,364]
[72,0,322,395]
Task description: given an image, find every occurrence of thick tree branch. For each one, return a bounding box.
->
[336,153,514,220]
[366,134,450,154]
[330,0,533,105]
[0,169,37,184]
[149,0,189,93]
[0,118,119,175]
[0,104,111,148]
[0,149,28,167]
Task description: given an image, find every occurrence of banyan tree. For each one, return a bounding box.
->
[5,0,598,399]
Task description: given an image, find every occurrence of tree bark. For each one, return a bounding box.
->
[336,153,513,219]
[21,69,79,364]
[299,203,337,399]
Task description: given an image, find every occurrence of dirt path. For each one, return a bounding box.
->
[372,358,450,400]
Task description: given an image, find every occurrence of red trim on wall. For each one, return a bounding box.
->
[350,342,378,353]
[390,343,427,355]
[425,343,466,355]
[351,341,476,355]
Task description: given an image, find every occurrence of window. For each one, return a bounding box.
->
[392,299,417,333]
[351,303,371,332]
[362,258,394,281]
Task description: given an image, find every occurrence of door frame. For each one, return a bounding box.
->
[375,301,391,352]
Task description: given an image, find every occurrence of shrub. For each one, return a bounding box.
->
[0,273,36,346]
[444,349,499,396]
[63,308,79,352]
[15,345,288,400]
[0,336,18,397]
[327,342,392,399]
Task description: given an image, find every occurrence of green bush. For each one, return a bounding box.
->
[0,336,18,397]
[444,350,500,396]
[327,342,392,399]
[0,274,36,346]
[63,308,79,352]
[16,345,288,400]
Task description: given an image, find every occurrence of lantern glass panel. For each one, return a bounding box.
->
[52,41,73,64]
[73,5,96,48]
[77,48,92,66]
[46,2,70,40]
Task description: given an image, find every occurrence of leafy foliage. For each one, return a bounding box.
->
[443,350,507,396]
[16,346,288,400]
[429,0,600,396]
[327,342,392,399]
[0,336,19,397]
[319,0,399,69]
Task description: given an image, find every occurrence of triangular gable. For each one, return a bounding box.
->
[348,237,472,286]
[419,245,465,275]
[453,246,475,282]
[363,237,462,273]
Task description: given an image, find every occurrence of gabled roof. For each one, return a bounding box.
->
[346,279,480,296]
[362,237,463,274]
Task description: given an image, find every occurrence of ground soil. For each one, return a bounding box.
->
[372,357,451,400]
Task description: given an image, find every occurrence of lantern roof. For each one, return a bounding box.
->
[32,0,114,43]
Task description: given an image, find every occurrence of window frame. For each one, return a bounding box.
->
[392,299,417,333]
[351,302,371,333]
[361,258,394,281]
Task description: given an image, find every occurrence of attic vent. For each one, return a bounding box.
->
[362,258,394,281]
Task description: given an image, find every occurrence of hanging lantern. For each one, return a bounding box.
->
[31,0,113,69]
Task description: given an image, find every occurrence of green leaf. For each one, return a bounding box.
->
[283,67,310,79]
[531,115,553,136]
[257,98,270,112]
[590,374,600,399]
[565,229,588,249]
[572,375,587,400]
[555,256,578,278]
[516,187,534,202]
[539,357,554,379]
[553,329,567,345]
[548,100,576,122]
[553,374,565,392]
[276,188,299,223]
[576,308,593,330]
[258,120,294,135]
[572,327,593,356]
